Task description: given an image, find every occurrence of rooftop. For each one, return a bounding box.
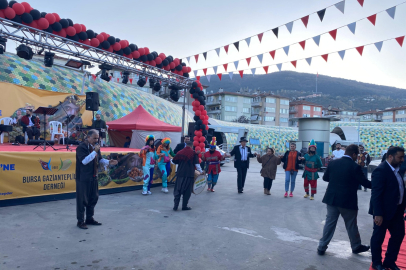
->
[357,109,383,116]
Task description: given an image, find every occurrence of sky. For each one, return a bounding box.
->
[12,0,406,90]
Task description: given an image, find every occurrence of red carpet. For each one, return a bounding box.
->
[0,144,138,152]
[368,223,406,269]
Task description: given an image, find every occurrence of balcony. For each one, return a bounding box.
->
[208,109,221,114]
[251,101,262,107]
[289,109,297,114]
[206,100,221,106]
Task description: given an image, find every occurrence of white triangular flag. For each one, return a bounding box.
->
[245,37,251,47]
[347,22,356,34]
[313,35,321,46]
[213,66,218,74]
[386,6,396,19]
[374,41,383,52]
[206,75,211,82]
[305,57,312,66]
[338,50,346,60]
[234,61,239,70]
[215,48,221,57]
[276,63,282,71]
[335,1,345,14]
[285,21,294,34]
[193,70,198,78]
[229,72,233,80]
[257,54,264,64]
[283,45,290,56]
[187,56,191,64]
[251,68,256,76]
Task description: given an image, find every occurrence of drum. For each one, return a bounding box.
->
[193,170,206,195]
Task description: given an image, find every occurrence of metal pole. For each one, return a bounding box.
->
[181,88,186,142]
[279,125,281,153]
[357,117,361,146]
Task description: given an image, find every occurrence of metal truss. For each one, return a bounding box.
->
[0,18,193,88]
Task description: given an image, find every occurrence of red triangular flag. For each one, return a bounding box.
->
[396,36,405,47]
[357,0,364,6]
[117,78,120,82]
[160,81,162,85]
[109,76,112,82]
[269,50,276,59]
[129,78,133,84]
[246,57,251,66]
[367,14,377,26]
[195,54,199,63]
[203,68,208,76]
[196,76,200,81]
[321,54,328,62]
[223,63,228,72]
[217,73,222,81]
[91,74,96,81]
[299,40,306,50]
[239,70,244,78]
[301,15,309,28]
[356,46,364,56]
[224,45,229,54]
[258,33,264,43]
[146,76,148,82]
[291,61,297,68]
[263,66,269,74]
[329,29,337,40]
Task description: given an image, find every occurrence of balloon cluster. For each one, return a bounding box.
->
[0,0,191,77]
[190,80,209,157]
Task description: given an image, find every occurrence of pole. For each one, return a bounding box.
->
[357,117,360,146]
[278,125,281,153]
[80,67,86,95]
[180,88,186,142]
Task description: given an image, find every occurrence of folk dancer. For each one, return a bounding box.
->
[202,138,230,192]
[302,140,323,200]
[140,135,156,195]
[156,137,175,193]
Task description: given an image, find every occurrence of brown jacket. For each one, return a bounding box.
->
[257,154,281,180]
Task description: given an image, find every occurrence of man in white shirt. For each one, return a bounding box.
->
[332,143,345,160]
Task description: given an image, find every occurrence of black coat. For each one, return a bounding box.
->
[21,115,37,133]
[174,143,186,154]
[230,145,255,169]
[76,142,102,182]
[322,156,371,210]
[369,161,406,220]
[281,150,302,170]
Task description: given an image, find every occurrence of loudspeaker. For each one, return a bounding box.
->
[27,140,55,145]
[86,92,99,111]
[188,122,195,138]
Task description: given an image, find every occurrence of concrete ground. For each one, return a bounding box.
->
[0,159,374,270]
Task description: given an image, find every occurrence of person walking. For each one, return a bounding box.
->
[257,147,281,195]
[140,135,156,195]
[156,137,175,193]
[174,135,190,154]
[317,144,371,255]
[357,145,371,192]
[370,146,406,270]
[172,140,204,211]
[280,142,302,198]
[302,140,322,200]
[332,143,345,160]
[230,137,257,194]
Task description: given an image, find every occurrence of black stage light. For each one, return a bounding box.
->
[44,51,55,67]
[149,78,155,88]
[98,63,113,82]
[16,44,34,60]
[122,71,129,84]
[153,82,161,92]
[169,85,180,102]
[137,77,146,87]
[0,36,7,54]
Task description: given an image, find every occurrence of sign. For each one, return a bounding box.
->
[193,172,206,195]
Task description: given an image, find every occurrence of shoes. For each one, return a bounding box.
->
[142,191,148,195]
[264,188,268,195]
[85,219,102,226]
[147,191,152,195]
[207,188,211,192]
[383,262,402,270]
[310,196,314,200]
[162,188,169,193]
[304,194,309,198]
[352,245,370,254]
[77,221,88,229]
[289,192,293,197]
[182,206,192,211]
[238,191,243,194]
[317,249,325,255]
[211,188,215,192]
[284,192,288,198]
[371,264,384,270]
[173,204,178,211]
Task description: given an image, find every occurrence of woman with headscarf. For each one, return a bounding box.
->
[257,147,281,195]
[140,135,156,195]
[156,137,175,193]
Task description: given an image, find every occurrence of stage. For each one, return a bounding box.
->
[0,143,174,207]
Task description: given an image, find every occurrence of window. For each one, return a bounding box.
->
[313,115,320,117]
[280,117,288,123]
[396,118,406,122]
[303,106,311,111]
[383,119,392,122]
[344,118,349,121]
[252,109,260,114]
[396,110,405,115]
[303,114,310,117]
[224,115,235,121]
[225,96,236,102]
[252,97,261,103]
[265,98,275,103]
[313,107,321,112]
[264,107,275,113]
[350,119,356,122]
[218,96,222,101]
[280,109,288,114]
[243,98,251,104]
[225,106,236,112]
[265,117,275,121]
[280,99,289,105]
[243,108,250,113]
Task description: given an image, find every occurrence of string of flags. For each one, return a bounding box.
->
[182,0,366,63]
[194,35,405,81]
[191,4,401,76]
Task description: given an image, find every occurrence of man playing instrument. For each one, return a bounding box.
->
[21,109,40,141]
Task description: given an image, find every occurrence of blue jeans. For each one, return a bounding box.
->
[285,171,298,192]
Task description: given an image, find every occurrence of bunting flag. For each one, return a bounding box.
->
[321,54,329,62]
[386,6,396,19]
[203,52,207,60]
[258,33,264,43]
[203,68,208,76]
[234,41,240,51]
[187,56,191,64]
[269,50,276,59]
[245,37,251,47]
[272,27,279,38]
[117,78,120,83]
[213,66,218,74]
[224,45,229,54]
[109,76,112,82]
[335,1,345,14]
[347,22,356,34]
[193,70,198,78]
[206,75,211,82]
[234,61,239,70]
[246,57,251,66]
[239,70,244,78]
[396,36,405,47]
[223,63,228,72]
[217,73,222,81]
[263,66,269,74]
[313,35,321,46]
[129,78,133,84]
[276,63,282,71]
[251,68,256,76]
[291,61,297,68]
[91,74,97,81]
[299,40,306,50]
[196,76,200,81]
[374,41,383,52]
[305,57,312,66]
[258,54,264,64]
[357,0,364,7]
[195,54,199,63]
[356,46,364,56]
[317,9,326,21]
[338,50,346,60]
[329,29,337,40]
[215,48,221,57]
[286,21,294,33]
[367,14,377,26]
[301,15,309,28]
[229,72,233,80]
[283,45,290,56]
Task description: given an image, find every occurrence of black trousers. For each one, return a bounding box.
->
[26,127,40,140]
[173,177,194,208]
[237,161,248,192]
[371,205,405,265]
[263,177,273,190]
[76,180,99,223]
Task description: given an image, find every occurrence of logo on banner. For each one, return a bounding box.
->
[38,158,72,172]
[0,164,15,171]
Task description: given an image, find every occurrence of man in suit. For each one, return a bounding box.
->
[317,144,371,255]
[174,135,190,154]
[230,137,256,193]
[370,146,405,270]
[20,109,40,141]
[75,129,118,229]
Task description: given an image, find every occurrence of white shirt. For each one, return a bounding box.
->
[386,161,404,205]
[27,116,34,127]
[333,149,345,160]
[239,145,248,161]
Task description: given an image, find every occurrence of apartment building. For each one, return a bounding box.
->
[250,94,290,126]
[289,100,323,127]
[357,109,383,122]
[322,107,360,122]
[206,90,252,122]
[381,106,406,123]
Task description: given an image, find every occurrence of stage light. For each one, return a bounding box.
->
[169,85,180,102]
[153,82,161,92]
[98,64,113,82]
[65,59,93,69]
[0,37,7,54]
[149,78,155,88]
[122,71,130,84]
[137,77,146,87]
[44,52,55,67]
[16,44,34,60]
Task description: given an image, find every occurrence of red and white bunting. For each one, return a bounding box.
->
[356,46,364,56]
[396,36,405,47]
[224,45,229,54]
[223,63,228,72]
[357,0,364,7]
[299,40,306,50]
[321,54,329,62]
[263,66,269,74]
[301,15,309,28]
[239,70,244,78]
[329,29,337,40]
[195,54,199,63]
[217,73,222,81]
[203,68,208,76]
[269,50,276,59]
[258,33,264,43]
[291,61,297,68]
[196,76,200,81]
[367,14,377,26]
[246,57,251,66]
[129,78,133,84]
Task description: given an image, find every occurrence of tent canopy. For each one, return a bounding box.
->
[106,105,182,132]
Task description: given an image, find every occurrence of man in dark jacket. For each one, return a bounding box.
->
[370,146,405,270]
[280,142,302,197]
[173,135,190,154]
[20,109,40,141]
[75,129,117,229]
[317,144,371,256]
[91,114,107,146]
[230,137,256,194]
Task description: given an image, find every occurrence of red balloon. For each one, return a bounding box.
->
[149,60,156,66]
[163,65,170,71]
[80,24,86,32]
[0,10,5,19]
[193,106,199,112]
[182,66,188,73]
[199,137,205,143]
[199,142,205,149]
[206,126,209,130]
[4,7,16,19]
[202,110,207,116]
[113,43,121,51]
[56,28,67,38]
[199,115,205,120]
[169,62,175,69]
[96,34,104,43]
[132,51,140,59]
[12,3,25,15]
[73,24,82,33]
[193,136,199,141]
[193,141,199,147]
[28,20,38,29]
[187,67,192,73]
[194,100,201,106]
[103,46,113,52]
[191,101,197,106]
[198,153,202,158]
[144,47,150,54]
[37,17,49,30]
[195,110,201,116]
[66,26,76,36]
[138,48,145,56]
[90,38,100,47]
[195,146,201,152]
[124,54,131,59]
[194,131,199,136]
[52,13,60,22]
[119,40,126,48]
[199,105,204,111]
[82,39,91,46]
[205,115,209,120]
[159,53,166,60]
[45,13,56,24]
[173,58,180,66]
[145,61,150,65]
[155,57,162,65]
[21,2,31,12]
[203,120,209,125]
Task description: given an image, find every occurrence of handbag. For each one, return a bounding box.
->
[164,156,171,163]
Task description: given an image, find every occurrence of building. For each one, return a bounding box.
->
[357,109,383,122]
[380,106,406,123]
[206,89,252,122]
[322,106,360,122]
[289,100,323,126]
[250,93,290,126]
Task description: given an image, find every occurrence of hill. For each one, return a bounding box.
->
[199,71,406,111]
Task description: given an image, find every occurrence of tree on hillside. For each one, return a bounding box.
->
[232,116,250,123]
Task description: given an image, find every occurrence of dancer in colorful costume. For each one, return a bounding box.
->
[140,135,156,195]
[302,139,323,200]
[156,137,175,193]
[202,138,230,192]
